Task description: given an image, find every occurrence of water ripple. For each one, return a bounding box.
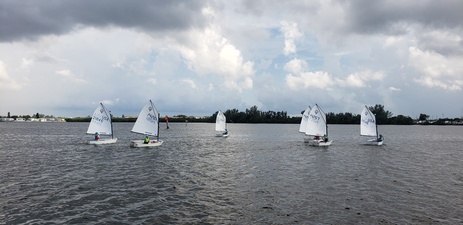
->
[1,123,463,224]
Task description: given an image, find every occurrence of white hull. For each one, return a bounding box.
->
[85,138,117,145]
[365,139,383,146]
[309,139,332,147]
[216,133,229,137]
[130,139,163,148]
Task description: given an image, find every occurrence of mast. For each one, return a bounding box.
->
[316,104,328,137]
[157,112,160,141]
[368,105,378,139]
[110,112,114,139]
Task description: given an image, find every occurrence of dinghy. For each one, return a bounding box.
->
[84,103,117,145]
[130,100,163,147]
[305,104,332,147]
[215,110,229,137]
[361,105,384,146]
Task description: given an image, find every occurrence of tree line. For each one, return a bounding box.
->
[205,104,414,125]
[7,104,458,125]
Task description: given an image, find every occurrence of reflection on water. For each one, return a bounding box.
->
[1,122,463,224]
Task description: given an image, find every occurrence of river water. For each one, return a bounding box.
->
[1,122,462,224]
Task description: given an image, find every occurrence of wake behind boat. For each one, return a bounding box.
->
[305,104,332,147]
[361,105,384,146]
[130,100,163,148]
[84,103,117,145]
[215,110,229,137]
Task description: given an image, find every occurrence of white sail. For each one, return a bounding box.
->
[305,104,327,136]
[215,110,226,132]
[86,103,112,135]
[131,100,159,136]
[299,106,312,133]
[360,105,377,137]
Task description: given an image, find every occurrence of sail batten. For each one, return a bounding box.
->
[360,105,378,137]
[86,103,112,135]
[131,100,160,137]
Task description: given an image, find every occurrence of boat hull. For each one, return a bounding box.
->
[85,138,117,145]
[130,139,163,148]
[365,139,383,146]
[309,139,332,147]
[216,133,229,138]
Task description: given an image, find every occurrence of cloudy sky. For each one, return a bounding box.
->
[1,0,462,118]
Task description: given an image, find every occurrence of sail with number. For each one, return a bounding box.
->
[215,110,226,132]
[87,103,113,135]
[299,106,312,133]
[360,105,377,137]
[305,104,327,136]
[131,100,159,137]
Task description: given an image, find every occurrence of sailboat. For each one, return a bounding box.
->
[215,110,228,137]
[305,104,332,147]
[129,100,163,147]
[361,105,384,146]
[84,103,117,145]
[299,105,313,143]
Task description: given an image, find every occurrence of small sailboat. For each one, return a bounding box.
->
[305,104,332,147]
[215,110,229,137]
[130,100,163,147]
[84,103,117,144]
[299,105,312,143]
[361,105,384,146]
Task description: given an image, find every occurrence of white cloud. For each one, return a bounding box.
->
[0,61,21,90]
[100,98,120,106]
[174,11,255,92]
[181,79,198,89]
[339,70,385,88]
[1,1,463,118]
[389,86,401,91]
[280,21,302,56]
[55,69,86,83]
[283,58,308,74]
[409,46,463,91]
[286,71,334,90]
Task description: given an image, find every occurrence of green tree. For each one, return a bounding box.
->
[390,115,414,125]
[418,113,429,121]
[369,104,392,124]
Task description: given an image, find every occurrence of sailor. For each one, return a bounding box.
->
[223,129,228,135]
[377,134,384,142]
[94,132,99,140]
[144,135,150,144]
[323,134,328,142]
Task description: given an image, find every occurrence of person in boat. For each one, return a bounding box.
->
[94,132,99,140]
[323,134,328,142]
[144,135,150,144]
[377,134,384,142]
[223,129,228,135]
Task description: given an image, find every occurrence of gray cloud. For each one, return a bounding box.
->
[0,0,206,41]
[343,0,463,34]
